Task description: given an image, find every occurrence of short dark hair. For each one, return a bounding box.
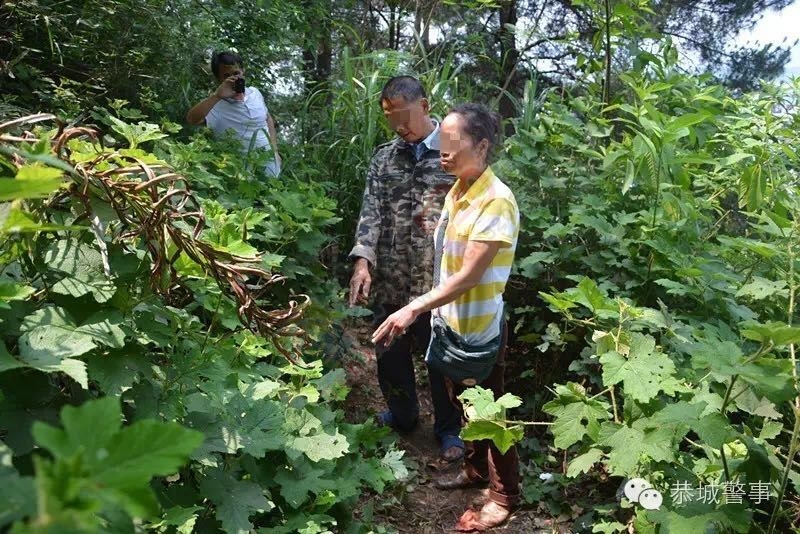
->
[380,76,427,103]
[449,103,502,161]
[211,51,243,78]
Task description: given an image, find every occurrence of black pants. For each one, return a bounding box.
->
[375,304,461,440]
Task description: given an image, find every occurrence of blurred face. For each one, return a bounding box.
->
[217,63,245,100]
[439,113,489,181]
[381,96,431,143]
[217,63,243,81]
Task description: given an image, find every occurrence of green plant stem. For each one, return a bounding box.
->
[502,420,553,426]
[719,374,739,481]
[589,386,613,400]
[610,386,619,423]
[767,405,800,534]
[602,0,612,109]
[786,228,798,409]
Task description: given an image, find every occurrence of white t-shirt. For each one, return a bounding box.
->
[206,86,272,154]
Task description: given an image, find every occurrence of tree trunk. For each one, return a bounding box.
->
[497,0,519,136]
[414,0,430,49]
[301,0,333,139]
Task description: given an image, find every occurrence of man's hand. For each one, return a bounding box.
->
[349,258,371,306]
[214,76,238,99]
[372,306,417,347]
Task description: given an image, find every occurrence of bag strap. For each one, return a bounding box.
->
[431,210,449,317]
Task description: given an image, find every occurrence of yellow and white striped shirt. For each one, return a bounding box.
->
[434,166,519,344]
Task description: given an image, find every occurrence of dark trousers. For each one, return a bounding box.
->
[448,324,520,507]
[375,305,461,440]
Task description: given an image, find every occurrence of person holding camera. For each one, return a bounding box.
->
[186,50,281,177]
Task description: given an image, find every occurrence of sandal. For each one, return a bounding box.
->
[376,409,396,428]
[375,409,418,432]
[439,434,465,463]
[454,501,512,532]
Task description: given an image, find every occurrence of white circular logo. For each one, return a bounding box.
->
[624,478,652,503]
[638,488,663,510]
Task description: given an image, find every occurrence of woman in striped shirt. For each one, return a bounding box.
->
[372,103,520,531]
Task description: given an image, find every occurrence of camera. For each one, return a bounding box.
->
[234,76,245,94]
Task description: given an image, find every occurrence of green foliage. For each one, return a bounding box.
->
[19,397,203,529]
[460,386,524,454]
[0,114,404,532]
[498,44,800,531]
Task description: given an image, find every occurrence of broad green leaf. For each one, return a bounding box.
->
[459,386,521,420]
[600,425,644,475]
[600,419,677,475]
[692,413,737,449]
[599,333,680,403]
[311,369,349,402]
[739,357,796,403]
[567,448,604,477]
[741,321,800,347]
[0,341,23,373]
[279,360,324,379]
[287,428,349,462]
[668,112,710,131]
[351,455,396,495]
[93,419,203,488]
[283,408,349,462]
[85,350,146,396]
[758,421,783,441]
[539,291,578,312]
[735,277,788,300]
[592,521,627,534]
[689,340,742,379]
[152,506,202,534]
[45,241,116,303]
[0,468,35,526]
[274,460,336,508]
[717,152,754,168]
[648,502,751,532]
[17,331,89,387]
[380,448,409,481]
[269,513,337,534]
[200,469,273,534]
[741,164,766,211]
[107,116,168,149]
[518,251,554,277]
[654,278,692,296]
[0,164,64,201]
[261,253,286,269]
[17,307,126,388]
[570,277,615,313]
[543,391,610,449]
[622,159,635,194]
[78,312,126,348]
[241,379,282,401]
[461,419,524,454]
[236,400,287,457]
[0,206,81,234]
[210,239,259,259]
[732,384,781,419]
[0,281,34,308]
[52,396,121,459]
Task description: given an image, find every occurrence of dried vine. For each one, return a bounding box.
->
[0,114,309,364]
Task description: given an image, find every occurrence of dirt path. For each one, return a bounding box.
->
[341,325,557,533]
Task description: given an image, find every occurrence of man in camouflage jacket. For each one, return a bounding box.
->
[349,76,463,460]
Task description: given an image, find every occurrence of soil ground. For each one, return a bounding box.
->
[341,323,570,534]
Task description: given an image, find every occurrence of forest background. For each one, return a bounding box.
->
[1,0,800,532]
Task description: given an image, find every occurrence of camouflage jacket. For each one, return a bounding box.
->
[349,132,455,306]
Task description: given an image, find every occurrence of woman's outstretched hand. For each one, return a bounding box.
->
[371,306,417,347]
